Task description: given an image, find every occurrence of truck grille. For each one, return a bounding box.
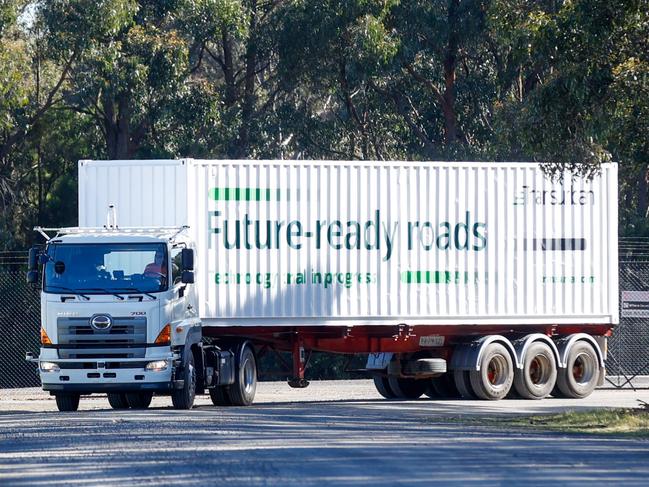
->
[57,316,147,359]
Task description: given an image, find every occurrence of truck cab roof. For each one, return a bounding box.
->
[36,226,191,245]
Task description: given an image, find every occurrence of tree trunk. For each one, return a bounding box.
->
[235,1,258,158]
[442,0,459,145]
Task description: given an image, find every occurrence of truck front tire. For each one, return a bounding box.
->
[107,393,130,409]
[126,392,153,409]
[55,393,80,412]
[172,350,196,409]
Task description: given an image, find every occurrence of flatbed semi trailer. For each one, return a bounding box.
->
[26,159,618,410]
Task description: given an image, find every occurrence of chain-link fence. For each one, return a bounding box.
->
[0,269,41,388]
[1,251,649,389]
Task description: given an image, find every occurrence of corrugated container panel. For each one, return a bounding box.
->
[78,159,619,327]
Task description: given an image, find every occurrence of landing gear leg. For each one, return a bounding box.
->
[288,336,310,388]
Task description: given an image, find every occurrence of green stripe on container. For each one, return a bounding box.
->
[209,188,280,201]
[401,271,484,284]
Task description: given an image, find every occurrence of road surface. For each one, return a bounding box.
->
[1,381,648,485]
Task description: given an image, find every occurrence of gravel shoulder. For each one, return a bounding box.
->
[1,381,649,486]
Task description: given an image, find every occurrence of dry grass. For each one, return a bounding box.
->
[508,404,649,437]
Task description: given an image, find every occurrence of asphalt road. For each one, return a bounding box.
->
[1,381,648,486]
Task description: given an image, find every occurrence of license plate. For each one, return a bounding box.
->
[419,335,445,347]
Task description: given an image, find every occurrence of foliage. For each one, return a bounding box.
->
[0,0,648,250]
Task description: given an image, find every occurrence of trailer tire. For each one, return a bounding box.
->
[388,377,427,399]
[514,342,557,399]
[107,393,130,409]
[126,392,153,409]
[430,374,461,399]
[228,345,257,406]
[556,341,600,399]
[469,343,514,400]
[55,393,80,412]
[373,376,396,399]
[453,370,477,399]
[172,349,196,410]
[209,386,232,406]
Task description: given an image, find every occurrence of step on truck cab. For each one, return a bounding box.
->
[27,159,618,411]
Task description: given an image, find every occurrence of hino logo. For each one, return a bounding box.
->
[90,314,112,331]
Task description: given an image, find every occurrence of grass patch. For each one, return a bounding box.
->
[507,407,649,438]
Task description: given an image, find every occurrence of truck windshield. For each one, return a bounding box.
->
[43,243,168,294]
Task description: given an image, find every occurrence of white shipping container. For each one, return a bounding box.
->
[79,159,619,327]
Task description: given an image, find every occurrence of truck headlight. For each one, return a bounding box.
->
[40,361,60,372]
[145,360,168,371]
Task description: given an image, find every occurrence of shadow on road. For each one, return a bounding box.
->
[1,396,649,486]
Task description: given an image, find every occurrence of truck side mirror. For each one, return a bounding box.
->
[27,247,40,284]
[26,270,39,284]
[181,248,194,271]
[28,247,39,271]
[181,270,194,284]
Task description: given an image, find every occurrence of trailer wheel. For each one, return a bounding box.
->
[429,374,461,399]
[107,393,130,409]
[228,344,257,406]
[55,393,80,412]
[126,392,153,409]
[453,370,477,399]
[373,376,396,399]
[172,349,196,409]
[209,386,232,406]
[469,343,514,400]
[514,342,557,399]
[555,341,600,399]
[387,377,427,399]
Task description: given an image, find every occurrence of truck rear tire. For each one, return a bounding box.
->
[172,349,196,409]
[55,393,80,412]
[453,370,477,399]
[387,377,427,399]
[209,386,232,406]
[126,392,153,409]
[107,393,130,409]
[469,343,514,400]
[555,341,600,399]
[514,342,557,399]
[228,345,257,406]
[373,376,396,399]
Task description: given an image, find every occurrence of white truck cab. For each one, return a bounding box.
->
[27,225,205,411]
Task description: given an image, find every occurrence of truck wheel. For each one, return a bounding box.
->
[209,386,232,406]
[453,370,476,399]
[514,342,557,399]
[126,392,153,409]
[469,343,514,400]
[172,349,196,409]
[430,374,461,399]
[228,345,257,406]
[387,377,427,399]
[373,376,396,399]
[556,341,600,399]
[107,393,130,409]
[55,393,80,412]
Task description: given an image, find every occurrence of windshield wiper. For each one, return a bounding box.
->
[112,287,158,300]
[82,288,126,300]
[45,285,90,300]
